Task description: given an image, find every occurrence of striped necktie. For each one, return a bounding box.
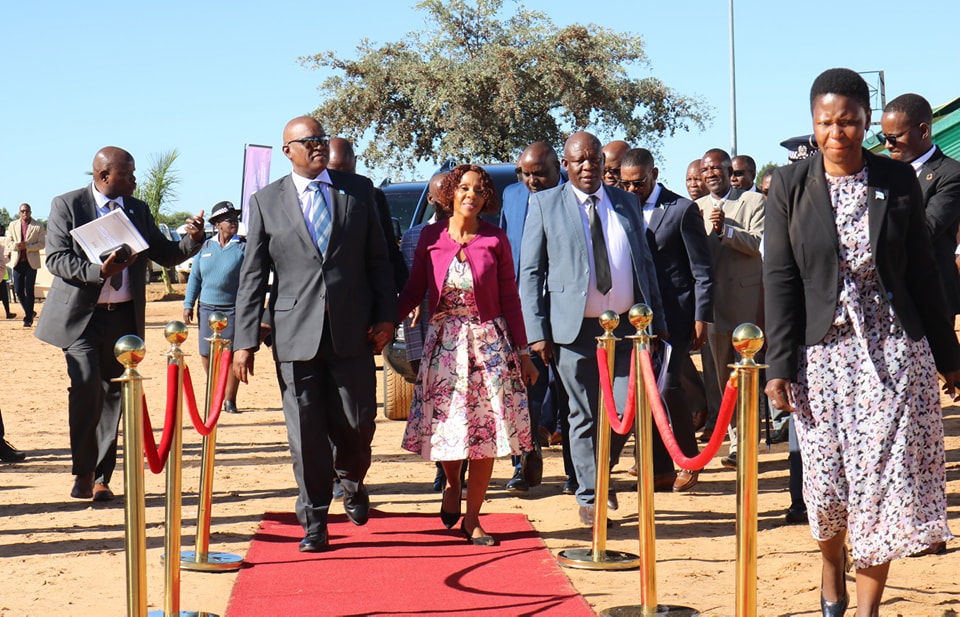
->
[306,181,331,255]
[106,201,123,290]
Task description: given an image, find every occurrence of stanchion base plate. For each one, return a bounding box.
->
[146,611,218,617]
[180,550,244,572]
[557,548,640,570]
[599,605,699,617]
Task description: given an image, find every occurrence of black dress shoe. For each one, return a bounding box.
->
[5,312,16,319]
[222,400,240,414]
[820,592,848,617]
[607,492,619,511]
[561,477,578,495]
[720,453,737,469]
[785,505,808,525]
[0,438,26,462]
[299,530,329,553]
[505,467,529,492]
[71,472,95,499]
[343,486,370,526]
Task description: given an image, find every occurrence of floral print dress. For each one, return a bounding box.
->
[402,257,533,460]
[791,168,953,569]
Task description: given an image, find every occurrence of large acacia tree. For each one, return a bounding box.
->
[302,0,709,173]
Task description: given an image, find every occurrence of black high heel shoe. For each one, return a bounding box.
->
[461,521,495,546]
[439,487,461,529]
[821,546,851,616]
[820,593,848,616]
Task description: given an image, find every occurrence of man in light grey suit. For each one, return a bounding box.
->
[38,146,204,501]
[695,148,764,468]
[233,116,397,553]
[519,132,665,526]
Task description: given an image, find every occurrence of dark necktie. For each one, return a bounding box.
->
[587,195,612,295]
[106,201,123,290]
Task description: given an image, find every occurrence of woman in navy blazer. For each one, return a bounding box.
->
[398,165,538,546]
[764,68,960,616]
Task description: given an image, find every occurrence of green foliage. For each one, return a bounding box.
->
[757,162,779,182]
[301,0,710,174]
[159,210,193,228]
[0,208,11,229]
[134,149,181,219]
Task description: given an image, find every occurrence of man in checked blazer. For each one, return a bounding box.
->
[233,116,397,553]
[881,93,960,318]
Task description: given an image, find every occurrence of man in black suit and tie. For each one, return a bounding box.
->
[619,148,713,492]
[37,147,205,501]
[233,116,397,552]
[881,93,960,318]
[519,132,665,526]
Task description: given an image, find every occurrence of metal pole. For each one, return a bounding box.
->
[558,310,639,571]
[182,312,243,572]
[601,305,698,617]
[115,336,148,617]
[729,0,738,156]
[151,322,217,617]
[732,324,765,617]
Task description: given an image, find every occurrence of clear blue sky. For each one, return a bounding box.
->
[3,0,956,221]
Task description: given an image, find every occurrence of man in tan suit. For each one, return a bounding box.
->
[5,203,45,327]
[696,149,764,468]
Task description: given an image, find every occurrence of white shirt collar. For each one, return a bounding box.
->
[569,183,605,207]
[291,169,333,195]
[910,145,938,175]
[645,183,662,208]
[91,184,125,212]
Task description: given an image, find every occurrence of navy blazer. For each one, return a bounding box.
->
[918,146,960,315]
[645,185,714,343]
[764,149,960,379]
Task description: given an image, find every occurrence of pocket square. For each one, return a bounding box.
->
[874,190,886,201]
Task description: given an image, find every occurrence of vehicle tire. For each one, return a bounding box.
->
[382,361,414,420]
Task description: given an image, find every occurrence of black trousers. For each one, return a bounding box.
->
[12,261,36,320]
[63,302,135,484]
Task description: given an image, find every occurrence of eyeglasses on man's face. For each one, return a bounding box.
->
[285,135,330,149]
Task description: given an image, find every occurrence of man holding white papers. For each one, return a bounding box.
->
[37,146,205,502]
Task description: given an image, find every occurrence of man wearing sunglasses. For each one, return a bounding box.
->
[730,155,758,193]
[4,203,45,327]
[233,116,397,553]
[619,148,713,492]
[880,93,960,325]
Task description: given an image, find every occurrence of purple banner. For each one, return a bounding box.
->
[240,144,273,224]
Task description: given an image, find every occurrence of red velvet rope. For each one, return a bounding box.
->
[142,363,180,474]
[182,348,232,437]
[595,346,637,435]
[639,348,738,471]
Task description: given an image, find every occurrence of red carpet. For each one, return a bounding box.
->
[225,510,595,617]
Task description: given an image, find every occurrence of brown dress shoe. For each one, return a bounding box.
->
[578,505,595,526]
[653,472,678,492]
[673,470,699,492]
[92,482,115,502]
[71,473,95,499]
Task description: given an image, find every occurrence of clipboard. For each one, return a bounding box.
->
[69,208,149,265]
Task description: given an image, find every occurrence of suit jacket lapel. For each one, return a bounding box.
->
[920,147,943,200]
[865,154,888,253]
[561,184,588,262]
[280,175,320,255]
[802,155,839,253]
[326,183,347,254]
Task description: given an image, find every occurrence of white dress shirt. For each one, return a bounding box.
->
[91,185,133,304]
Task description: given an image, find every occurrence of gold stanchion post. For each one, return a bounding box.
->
[558,310,639,571]
[181,312,243,572]
[732,324,765,617]
[601,304,698,617]
[115,335,149,617]
[152,322,216,617]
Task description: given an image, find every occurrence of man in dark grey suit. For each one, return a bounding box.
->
[620,148,713,492]
[37,146,204,501]
[881,93,960,318]
[519,131,665,526]
[233,116,397,552]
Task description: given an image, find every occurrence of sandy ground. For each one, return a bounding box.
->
[0,288,957,617]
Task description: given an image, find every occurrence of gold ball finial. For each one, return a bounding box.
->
[114,335,146,369]
[598,310,620,334]
[164,321,189,346]
[208,311,228,334]
[628,303,653,333]
[732,323,765,360]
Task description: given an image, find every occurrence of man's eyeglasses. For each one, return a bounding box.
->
[285,135,330,149]
[730,170,747,178]
[876,132,906,148]
[618,178,649,190]
[603,167,621,178]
